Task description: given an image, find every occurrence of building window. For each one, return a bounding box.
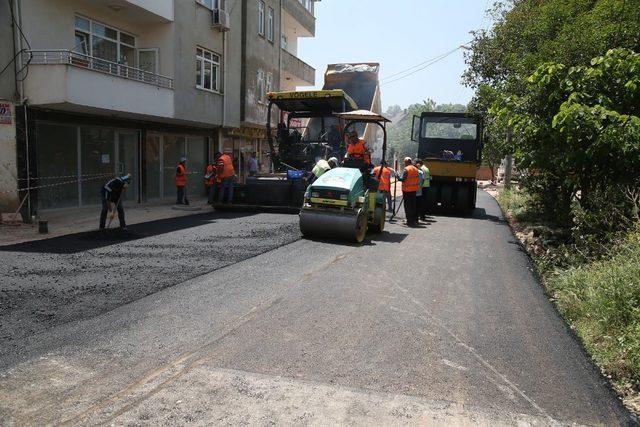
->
[74,15,136,66]
[258,0,265,36]
[267,7,274,41]
[257,69,265,103]
[266,72,273,94]
[196,47,221,92]
[298,0,312,13]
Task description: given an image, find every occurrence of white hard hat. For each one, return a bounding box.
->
[404,156,412,163]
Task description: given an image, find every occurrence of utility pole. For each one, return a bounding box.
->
[504,129,513,189]
[504,154,513,189]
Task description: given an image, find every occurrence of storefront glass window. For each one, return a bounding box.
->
[36,123,79,209]
[162,135,186,198]
[145,133,161,200]
[117,132,138,202]
[81,127,115,206]
[187,137,207,197]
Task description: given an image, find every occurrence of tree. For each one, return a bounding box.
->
[464,0,640,227]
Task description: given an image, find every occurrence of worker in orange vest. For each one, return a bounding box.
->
[345,130,371,165]
[397,157,420,227]
[217,151,236,204]
[203,161,217,204]
[175,157,188,205]
[372,161,395,212]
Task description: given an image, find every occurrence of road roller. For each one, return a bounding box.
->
[299,110,390,243]
[410,112,483,215]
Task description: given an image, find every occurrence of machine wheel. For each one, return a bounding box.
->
[371,206,386,233]
[353,212,368,243]
[456,186,469,214]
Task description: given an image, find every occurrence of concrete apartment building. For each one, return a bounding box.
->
[0,0,317,214]
[222,0,315,178]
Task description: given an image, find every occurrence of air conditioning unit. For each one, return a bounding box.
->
[212,9,230,31]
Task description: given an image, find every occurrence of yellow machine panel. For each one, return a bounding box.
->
[426,160,477,179]
[310,197,348,207]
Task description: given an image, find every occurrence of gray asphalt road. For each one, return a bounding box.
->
[0,191,633,425]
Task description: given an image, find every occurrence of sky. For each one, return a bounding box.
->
[297,0,493,110]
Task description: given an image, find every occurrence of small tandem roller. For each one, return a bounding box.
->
[299,110,390,243]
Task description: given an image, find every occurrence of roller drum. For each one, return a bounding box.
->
[299,209,367,243]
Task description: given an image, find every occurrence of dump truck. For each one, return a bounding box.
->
[306,63,383,162]
[410,112,483,214]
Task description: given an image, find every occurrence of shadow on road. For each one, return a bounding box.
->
[0,211,255,255]
[471,208,506,223]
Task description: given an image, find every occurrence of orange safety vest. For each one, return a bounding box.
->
[175,163,187,187]
[402,165,420,192]
[217,154,235,179]
[204,164,216,186]
[373,166,392,192]
[347,138,371,164]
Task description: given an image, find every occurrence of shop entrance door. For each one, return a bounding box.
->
[116,132,139,203]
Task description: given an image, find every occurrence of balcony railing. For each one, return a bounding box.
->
[24,50,174,90]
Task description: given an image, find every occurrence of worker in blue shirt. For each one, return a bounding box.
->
[99,174,130,230]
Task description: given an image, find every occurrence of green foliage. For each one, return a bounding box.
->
[495,49,640,224]
[465,0,640,228]
[464,0,640,95]
[468,84,506,177]
[495,187,536,223]
[548,229,640,390]
[385,100,467,160]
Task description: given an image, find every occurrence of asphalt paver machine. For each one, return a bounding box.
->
[217,90,357,211]
[299,110,390,243]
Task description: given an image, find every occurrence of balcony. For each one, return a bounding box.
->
[282,0,315,37]
[281,49,315,87]
[23,50,174,119]
[82,0,174,22]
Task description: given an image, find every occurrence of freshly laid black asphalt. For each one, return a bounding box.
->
[0,212,300,345]
[0,191,634,425]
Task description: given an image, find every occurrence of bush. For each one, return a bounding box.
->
[548,230,640,390]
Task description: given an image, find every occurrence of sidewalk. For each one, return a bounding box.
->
[0,198,211,246]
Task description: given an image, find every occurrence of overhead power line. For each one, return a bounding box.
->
[380,44,469,86]
[379,47,462,82]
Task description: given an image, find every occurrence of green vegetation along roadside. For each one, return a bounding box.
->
[495,187,640,414]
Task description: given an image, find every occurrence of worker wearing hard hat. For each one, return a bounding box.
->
[345,130,371,165]
[217,150,236,204]
[310,157,338,184]
[372,160,395,212]
[99,173,131,230]
[396,157,420,227]
[175,157,188,205]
